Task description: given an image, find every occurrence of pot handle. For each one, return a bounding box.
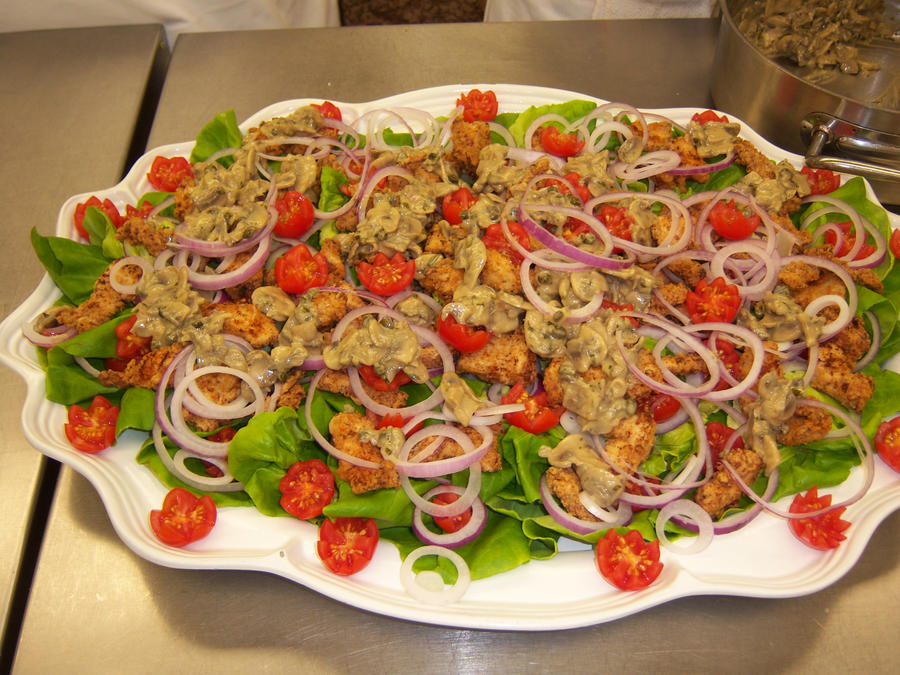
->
[801,113,900,183]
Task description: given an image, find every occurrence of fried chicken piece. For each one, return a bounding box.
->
[655,281,689,308]
[778,259,820,291]
[732,138,775,179]
[411,424,502,472]
[330,412,400,494]
[480,248,522,294]
[319,236,346,283]
[316,369,409,409]
[694,444,764,519]
[312,283,367,330]
[603,411,657,474]
[456,330,537,386]
[545,466,599,522]
[115,216,171,255]
[200,301,279,347]
[273,369,306,410]
[829,316,871,364]
[447,118,492,175]
[665,257,705,288]
[182,370,244,432]
[222,249,265,301]
[418,257,464,303]
[56,264,140,333]
[777,403,833,446]
[811,342,874,413]
[98,344,183,389]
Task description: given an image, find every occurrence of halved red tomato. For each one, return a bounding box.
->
[149,487,216,547]
[114,315,151,361]
[279,459,335,520]
[317,517,379,576]
[456,89,498,123]
[788,487,851,550]
[436,313,492,353]
[358,364,412,391]
[501,382,561,434]
[274,243,328,294]
[64,395,119,454]
[273,190,315,238]
[356,252,415,296]
[595,528,663,591]
[431,493,473,533]
[442,187,476,225]
[539,125,584,157]
[147,155,193,193]
[685,276,741,324]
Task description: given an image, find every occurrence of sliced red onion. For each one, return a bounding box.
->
[399,545,471,605]
[393,425,492,479]
[523,113,573,151]
[399,458,483,517]
[74,356,101,378]
[805,293,851,341]
[151,423,245,492]
[411,484,487,549]
[22,316,76,348]
[303,369,381,469]
[487,121,515,147]
[578,492,633,525]
[538,475,608,535]
[186,231,271,291]
[803,194,886,269]
[612,150,681,182]
[656,500,714,554]
[853,311,881,372]
[722,398,873,520]
[109,256,153,295]
[666,151,735,176]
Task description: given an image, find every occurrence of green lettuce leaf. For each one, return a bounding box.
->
[503,100,597,148]
[190,110,243,166]
[318,165,350,213]
[30,228,111,305]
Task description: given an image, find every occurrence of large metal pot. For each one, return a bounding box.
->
[711,0,900,205]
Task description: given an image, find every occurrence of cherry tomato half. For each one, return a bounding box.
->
[801,166,841,195]
[149,487,217,547]
[114,315,151,361]
[595,528,663,591]
[644,394,681,423]
[356,252,415,296]
[539,125,584,157]
[456,89,498,123]
[273,190,315,238]
[501,382,561,434]
[705,420,745,467]
[147,155,194,193]
[481,221,531,263]
[874,417,900,473]
[431,492,473,534]
[685,276,741,324]
[824,220,876,261]
[442,187,476,225]
[788,487,851,550]
[279,459,335,520]
[436,313,492,353]
[708,200,760,240]
[890,230,900,259]
[74,196,123,239]
[64,395,119,454]
[691,110,729,124]
[376,412,423,434]
[312,101,342,121]
[274,243,328,295]
[599,205,634,241]
[358,364,412,391]
[317,517,379,576]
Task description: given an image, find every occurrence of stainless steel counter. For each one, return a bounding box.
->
[0,24,166,663]
[10,19,900,673]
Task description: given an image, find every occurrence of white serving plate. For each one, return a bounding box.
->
[2,84,899,631]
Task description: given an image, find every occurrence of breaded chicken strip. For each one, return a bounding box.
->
[694,444,764,519]
[456,330,537,386]
[481,248,522,294]
[418,257,465,303]
[200,301,279,347]
[603,411,657,474]
[56,264,140,333]
[447,118,491,175]
[329,412,400,494]
[545,466,599,522]
[411,423,502,472]
[98,344,182,389]
[811,342,874,413]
